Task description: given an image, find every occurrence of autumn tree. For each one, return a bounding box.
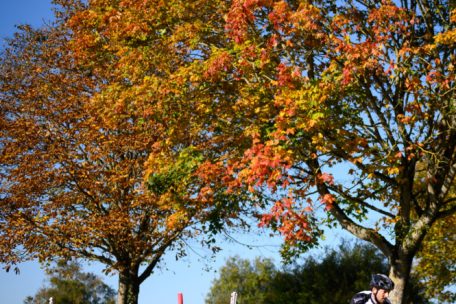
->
[206,1,454,303]
[7,1,453,304]
[0,2,251,304]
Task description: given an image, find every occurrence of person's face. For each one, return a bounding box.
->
[373,287,390,303]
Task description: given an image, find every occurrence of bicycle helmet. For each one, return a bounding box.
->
[370,273,395,291]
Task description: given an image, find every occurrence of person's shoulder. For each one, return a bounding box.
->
[350,291,371,304]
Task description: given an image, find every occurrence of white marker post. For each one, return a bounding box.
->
[230,291,237,304]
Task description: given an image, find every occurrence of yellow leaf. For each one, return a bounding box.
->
[387,167,400,175]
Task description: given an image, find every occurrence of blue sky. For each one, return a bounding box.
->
[0,1,355,303]
[0,0,54,46]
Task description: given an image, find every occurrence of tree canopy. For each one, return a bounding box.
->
[0,2,251,304]
[1,1,454,303]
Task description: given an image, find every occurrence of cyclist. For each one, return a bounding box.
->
[350,273,395,304]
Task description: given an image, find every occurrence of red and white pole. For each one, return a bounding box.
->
[178,292,184,304]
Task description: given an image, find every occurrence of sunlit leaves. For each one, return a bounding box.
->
[146,146,203,197]
[415,213,456,303]
[2,1,454,302]
[0,3,249,303]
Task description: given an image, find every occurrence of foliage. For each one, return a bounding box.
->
[206,256,278,304]
[415,213,456,303]
[0,2,251,304]
[411,160,456,303]
[23,259,115,304]
[166,1,454,303]
[1,0,455,303]
[206,241,429,304]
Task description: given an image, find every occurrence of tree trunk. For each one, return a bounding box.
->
[388,253,413,304]
[117,271,140,304]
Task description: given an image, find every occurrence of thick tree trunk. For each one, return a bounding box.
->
[388,253,413,304]
[117,272,140,304]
